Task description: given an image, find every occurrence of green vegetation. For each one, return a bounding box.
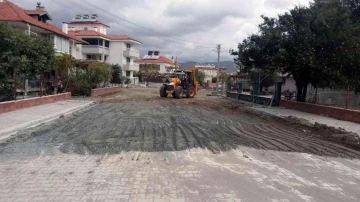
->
[111,64,122,84]
[231,0,360,101]
[195,68,206,84]
[0,22,55,101]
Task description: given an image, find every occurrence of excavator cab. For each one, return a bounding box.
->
[160,67,198,99]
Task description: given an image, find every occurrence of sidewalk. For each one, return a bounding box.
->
[253,106,360,136]
[0,100,94,141]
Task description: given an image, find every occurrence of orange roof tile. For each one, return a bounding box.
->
[68,20,110,28]
[69,30,142,44]
[0,0,87,44]
[136,55,179,65]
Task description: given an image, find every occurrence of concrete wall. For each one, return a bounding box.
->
[0,93,71,114]
[91,87,121,97]
[280,100,360,124]
[108,41,125,65]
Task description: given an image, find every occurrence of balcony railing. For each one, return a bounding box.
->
[123,63,139,71]
[82,45,109,55]
[123,48,140,58]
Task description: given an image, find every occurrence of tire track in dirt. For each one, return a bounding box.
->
[263,125,360,158]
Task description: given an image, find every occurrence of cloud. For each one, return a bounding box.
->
[12,0,310,62]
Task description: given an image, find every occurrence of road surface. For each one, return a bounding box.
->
[0,88,359,202]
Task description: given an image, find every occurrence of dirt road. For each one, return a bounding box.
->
[0,88,360,202]
[2,88,359,158]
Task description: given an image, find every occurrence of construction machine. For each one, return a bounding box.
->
[160,66,198,99]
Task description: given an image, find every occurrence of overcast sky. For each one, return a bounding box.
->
[13,0,310,63]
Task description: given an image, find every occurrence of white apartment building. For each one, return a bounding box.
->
[195,64,226,83]
[65,14,142,84]
[136,51,179,74]
[0,1,87,55]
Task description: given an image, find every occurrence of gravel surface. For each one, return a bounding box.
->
[1,88,359,159]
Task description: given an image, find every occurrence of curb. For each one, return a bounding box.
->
[0,101,95,142]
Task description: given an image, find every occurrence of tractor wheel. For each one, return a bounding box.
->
[160,85,168,97]
[186,87,195,98]
[174,86,183,99]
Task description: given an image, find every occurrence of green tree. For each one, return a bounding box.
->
[212,77,217,83]
[195,68,205,84]
[54,53,76,92]
[111,64,122,84]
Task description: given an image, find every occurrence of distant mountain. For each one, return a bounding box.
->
[180,61,237,73]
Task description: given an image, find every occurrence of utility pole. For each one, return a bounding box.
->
[215,44,221,96]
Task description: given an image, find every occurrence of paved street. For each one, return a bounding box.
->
[0,100,94,141]
[0,89,359,202]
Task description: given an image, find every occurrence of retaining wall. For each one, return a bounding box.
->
[280,100,360,123]
[91,86,121,97]
[0,93,71,114]
[227,92,275,106]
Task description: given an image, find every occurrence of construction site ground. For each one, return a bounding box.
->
[0,88,359,202]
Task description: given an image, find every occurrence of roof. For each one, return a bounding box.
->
[197,66,226,71]
[136,55,179,65]
[68,21,110,28]
[69,30,142,44]
[0,0,87,44]
[24,10,43,15]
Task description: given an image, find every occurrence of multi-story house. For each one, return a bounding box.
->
[135,51,179,74]
[65,14,142,84]
[0,1,88,55]
[0,0,88,94]
[195,64,226,84]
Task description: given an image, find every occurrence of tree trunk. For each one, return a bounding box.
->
[54,69,58,94]
[40,74,43,97]
[296,85,302,102]
[13,68,17,101]
[346,84,350,109]
[301,84,308,102]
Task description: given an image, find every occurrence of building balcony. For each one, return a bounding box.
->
[82,45,109,55]
[123,63,139,71]
[123,48,140,58]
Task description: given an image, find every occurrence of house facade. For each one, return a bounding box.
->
[135,51,179,74]
[195,64,227,83]
[0,1,88,55]
[65,14,142,84]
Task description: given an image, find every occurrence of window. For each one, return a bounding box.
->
[126,57,131,64]
[87,55,92,60]
[105,41,110,48]
[126,43,131,49]
[282,77,286,85]
[104,56,107,61]
[126,71,130,77]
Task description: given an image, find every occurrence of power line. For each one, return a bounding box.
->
[55,0,215,49]
[78,0,218,46]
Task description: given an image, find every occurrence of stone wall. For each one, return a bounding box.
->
[0,93,71,114]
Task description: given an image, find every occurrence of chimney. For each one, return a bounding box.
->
[62,22,68,34]
[36,2,45,11]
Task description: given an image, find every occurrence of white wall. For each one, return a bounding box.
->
[108,41,125,65]
[282,77,297,92]
[69,24,107,34]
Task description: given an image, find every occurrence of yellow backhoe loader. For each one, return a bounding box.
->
[160,66,198,99]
